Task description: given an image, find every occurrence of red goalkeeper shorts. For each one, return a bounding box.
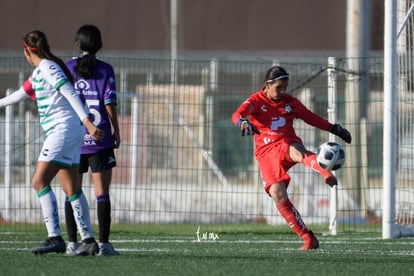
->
[258,141,297,194]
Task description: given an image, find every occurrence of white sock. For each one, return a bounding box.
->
[38,186,61,237]
[70,191,94,241]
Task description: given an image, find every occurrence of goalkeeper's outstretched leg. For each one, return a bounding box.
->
[301,150,338,187]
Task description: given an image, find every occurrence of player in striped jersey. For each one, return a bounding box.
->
[0,30,104,255]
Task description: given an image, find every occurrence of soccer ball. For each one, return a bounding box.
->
[316,142,345,171]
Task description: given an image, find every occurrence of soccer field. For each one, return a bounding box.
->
[1,223,414,276]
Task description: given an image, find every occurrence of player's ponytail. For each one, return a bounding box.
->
[74,25,103,79]
[23,30,74,84]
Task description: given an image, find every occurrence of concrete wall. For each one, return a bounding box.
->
[0,0,383,53]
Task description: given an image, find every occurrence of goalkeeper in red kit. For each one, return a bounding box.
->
[232,66,351,250]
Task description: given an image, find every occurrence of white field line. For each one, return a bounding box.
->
[1,246,414,256]
[2,237,414,250]
[1,237,414,245]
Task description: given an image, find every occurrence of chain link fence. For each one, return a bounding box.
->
[0,55,396,233]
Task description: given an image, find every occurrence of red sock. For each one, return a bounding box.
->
[302,151,321,171]
[276,199,309,238]
[301,151,331,179]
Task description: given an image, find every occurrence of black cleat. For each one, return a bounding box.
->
[76,238,99,256]
[31,236,66,255]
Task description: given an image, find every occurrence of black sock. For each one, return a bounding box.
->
[64,198,78,243]
[97,194,111,243]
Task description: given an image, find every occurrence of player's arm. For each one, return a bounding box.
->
[105,103,121,148]
[297,103,331,131]
[0,87,29,108]
[0,78,34,108]
[296,100,351,144]
[59,82,104,141]
[232,99,260,136]
[104,67,121,147]
[232,98,253,126]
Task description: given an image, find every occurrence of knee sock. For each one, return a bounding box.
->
[69,190,94,241]
[301,151,331,177]
[276,198,309,238]
[302,151,321,172]
[97,194,111,243]
[65,197,78,243]
[37,186,61,237]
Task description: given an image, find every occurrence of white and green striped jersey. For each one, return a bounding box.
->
[30,59,82,135]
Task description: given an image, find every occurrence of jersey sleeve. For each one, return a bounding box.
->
[294,98,331,131]
[22,78,36,100]
[232,96,256,126]
[59,82,89,121]
[104,66,117,105]
[38,60,69,90]
[0,87,30,108]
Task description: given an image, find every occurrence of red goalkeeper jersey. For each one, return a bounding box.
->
[232,90,332,160]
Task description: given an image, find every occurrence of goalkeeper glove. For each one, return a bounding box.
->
[237,117,260,136]
[329,124,352,144]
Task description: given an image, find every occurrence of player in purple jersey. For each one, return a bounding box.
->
[64,25,121,256]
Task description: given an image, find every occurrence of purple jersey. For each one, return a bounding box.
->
[66,58,117,154]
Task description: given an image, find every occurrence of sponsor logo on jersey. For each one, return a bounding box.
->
[75,79,90,91]
[270,117,286,131]
[263,138,274,144]
[75,80,98,96]
[48,64,65,81]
